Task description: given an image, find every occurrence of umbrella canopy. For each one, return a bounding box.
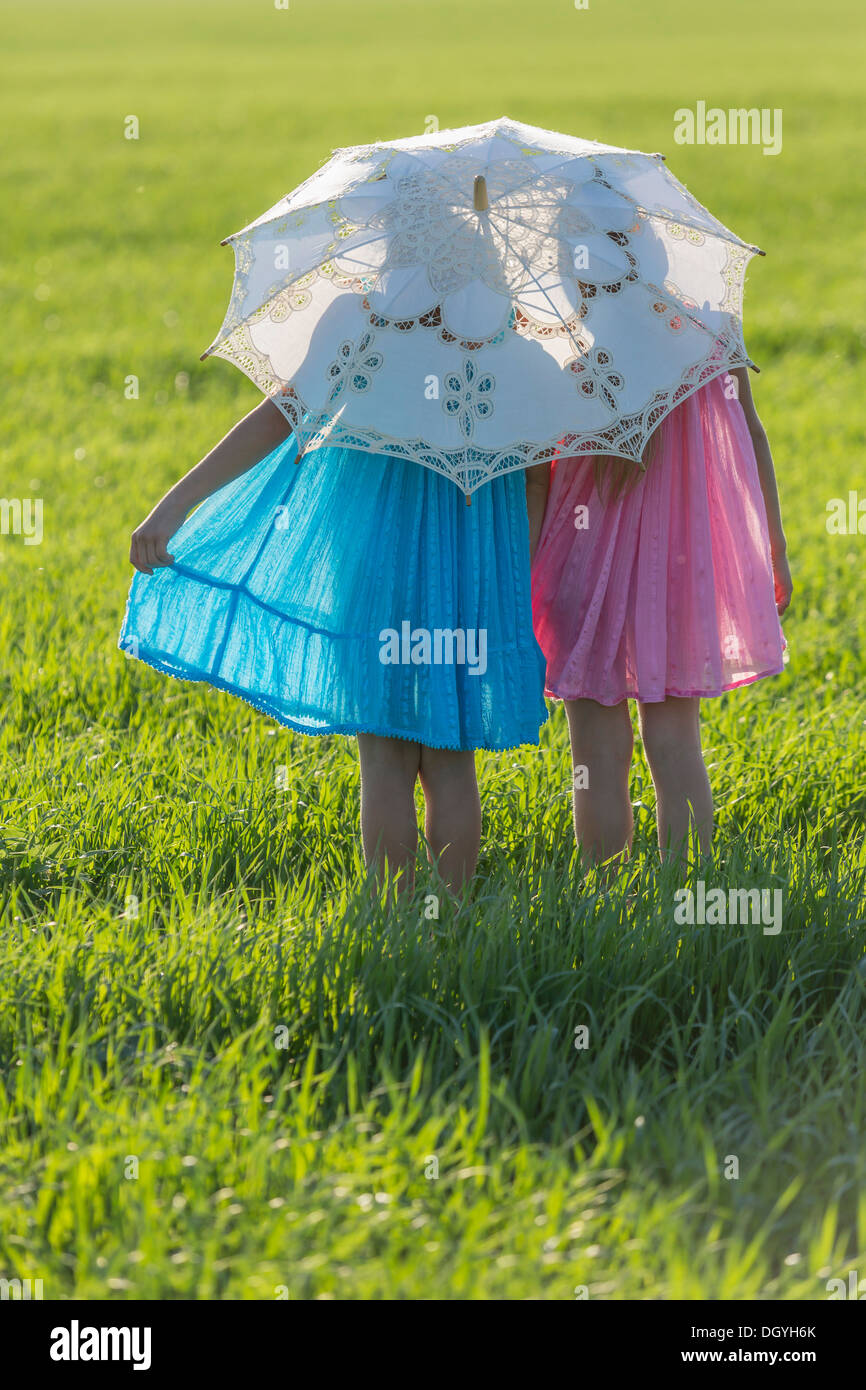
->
[202,117,762,495]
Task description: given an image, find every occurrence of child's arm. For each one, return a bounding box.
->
[731,368,793,616]
[525,460,551,563]
[129,399,293,574]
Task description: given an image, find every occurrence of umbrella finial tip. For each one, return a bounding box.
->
[473,174,489,212]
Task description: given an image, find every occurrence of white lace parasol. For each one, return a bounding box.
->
[202,117,763,496]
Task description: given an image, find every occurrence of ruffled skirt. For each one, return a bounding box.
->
[119,434,548,750]
[531,373,786,704]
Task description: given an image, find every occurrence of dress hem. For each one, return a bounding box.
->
[544,661,786,705]
[119,640,548,753]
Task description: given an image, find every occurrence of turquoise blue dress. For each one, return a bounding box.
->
[119,434,548,750]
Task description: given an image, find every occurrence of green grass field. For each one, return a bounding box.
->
[1,0,865,1300]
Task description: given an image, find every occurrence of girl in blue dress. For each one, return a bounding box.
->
[121,398,549,891]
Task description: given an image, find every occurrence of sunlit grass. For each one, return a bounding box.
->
[1,0,865,1299]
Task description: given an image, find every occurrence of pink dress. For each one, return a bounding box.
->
[531,373,786,705]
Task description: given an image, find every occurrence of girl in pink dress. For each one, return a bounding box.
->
[531,367,792,866]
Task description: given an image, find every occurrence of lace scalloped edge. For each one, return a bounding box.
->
[214,342,753,495]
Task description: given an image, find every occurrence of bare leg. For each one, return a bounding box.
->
[637,697,713,860]
[418,745,481,892]
[357,733,421,890]
[564,698,634,869]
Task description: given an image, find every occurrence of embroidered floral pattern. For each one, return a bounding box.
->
[365,301,508,351]
[666,221,706,245]
[255,324,748,496]
[442,358,495,437]
[326,332,383,402]
[566,343,625,412]
[269,272,317,318]
[650,300,685,333]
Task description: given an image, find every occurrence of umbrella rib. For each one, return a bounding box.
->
[483,204,595,244]
[467,212,586,351]
[655,165,757,245]
[487,191,751,255]
[449,144,755,252]
[634,277,729,344]
[617,197,754,249]
[530,151,755,250]
[485,195,753,257]
[368,145,480,211]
